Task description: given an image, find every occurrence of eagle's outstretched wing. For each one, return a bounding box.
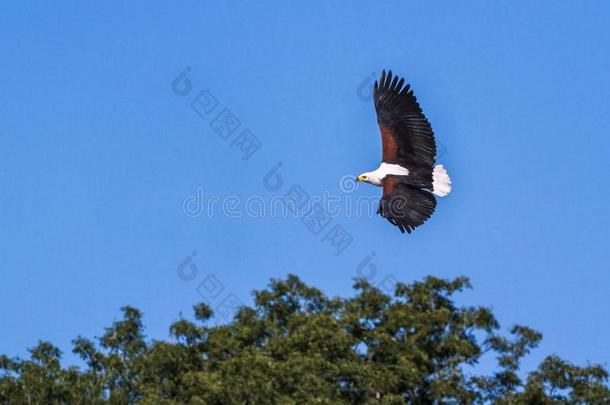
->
[378,175,436,234]
[374,70,436,167]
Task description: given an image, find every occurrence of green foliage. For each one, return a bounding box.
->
[1,275,608,404]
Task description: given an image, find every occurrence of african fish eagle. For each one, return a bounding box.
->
[357,70,451,234]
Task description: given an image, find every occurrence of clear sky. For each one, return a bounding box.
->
[1,1,609,371]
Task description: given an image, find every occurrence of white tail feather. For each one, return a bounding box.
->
[432,164,452,197]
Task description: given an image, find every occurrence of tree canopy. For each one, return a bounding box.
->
[1,275,608,404]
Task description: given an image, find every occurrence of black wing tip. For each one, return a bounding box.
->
[378,69,408,94]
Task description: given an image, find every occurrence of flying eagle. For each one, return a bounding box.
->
[357,70,451,234]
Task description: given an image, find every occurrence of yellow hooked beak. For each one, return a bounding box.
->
[357,175,366,182]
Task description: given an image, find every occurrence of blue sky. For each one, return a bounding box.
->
[1,1,609,372]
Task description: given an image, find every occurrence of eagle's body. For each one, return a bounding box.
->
[360,162,451,197]
[357,70,452,234]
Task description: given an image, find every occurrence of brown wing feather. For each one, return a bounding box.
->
[380,125,399,162]
[381,175,400,197]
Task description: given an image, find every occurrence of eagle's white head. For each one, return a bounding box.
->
[357,172,382,186]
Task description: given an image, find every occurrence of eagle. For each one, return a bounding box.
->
[357,70,451,234]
